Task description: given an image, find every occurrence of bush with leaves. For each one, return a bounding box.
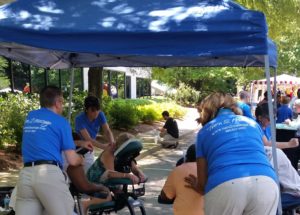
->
[106,98,186,128]
[0,93,39,150]
[107,99,139,129]
[174,83,200,106]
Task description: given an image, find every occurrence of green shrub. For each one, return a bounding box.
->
[138,106,160,123]
[174,83,200,106]
[107,99,139,129]
[0,93,39,150]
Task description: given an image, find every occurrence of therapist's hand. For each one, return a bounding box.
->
[284,119,292,125]
[184,174,203,195]
[288,138,299,148]
[79,140,94,152]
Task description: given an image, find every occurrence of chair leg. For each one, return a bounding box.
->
[74,195,84,215]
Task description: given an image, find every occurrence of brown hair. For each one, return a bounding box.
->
[115,132,135,149]
[40,86,63,108]
[281,96,290,105]
[199,92,242,126]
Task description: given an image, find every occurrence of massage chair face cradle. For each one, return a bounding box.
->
[72,139,147,215]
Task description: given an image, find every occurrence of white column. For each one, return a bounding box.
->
[131,74,137,99]
[83,68,89,91]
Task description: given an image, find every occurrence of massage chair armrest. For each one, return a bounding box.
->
[104,178,132,186]
[158,195,174,204]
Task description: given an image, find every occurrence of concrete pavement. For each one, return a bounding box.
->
[119,124,198,215]
[137,107,200,159]
[126,108,199,215]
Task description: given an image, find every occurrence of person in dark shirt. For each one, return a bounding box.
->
[158,111,179,148]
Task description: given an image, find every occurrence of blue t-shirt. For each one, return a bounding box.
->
[196,109,277,194]
[237,101,254,119]
[276,104,293,123]
[22,108,75,167]
[75,111,107,139]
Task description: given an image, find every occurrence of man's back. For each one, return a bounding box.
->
[277,105,292,123]
[164,117,179,138]
[162,162,203,215]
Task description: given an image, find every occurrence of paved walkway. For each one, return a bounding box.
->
[137,107,200,159]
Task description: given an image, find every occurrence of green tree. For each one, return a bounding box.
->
[236,0,300,73]
[0,57,9,89]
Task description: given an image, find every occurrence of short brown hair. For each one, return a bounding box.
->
[281,96,290,105]
[199,92,242,126]
[115,132,135,149]
[40,86,62,108]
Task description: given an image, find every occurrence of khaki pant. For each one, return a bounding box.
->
[205,176,279,215]
[15,165,74,215]
[159,132,178,147]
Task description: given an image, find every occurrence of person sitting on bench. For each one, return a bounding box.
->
[86,133,146,185]
[158,144,203,215]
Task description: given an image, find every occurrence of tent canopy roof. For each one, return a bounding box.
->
[253,74,300,85]
[0,0,276,68]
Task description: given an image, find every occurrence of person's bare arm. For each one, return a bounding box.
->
[79,128,107,150]
[102,123,115,145]
[131,160,146,182]
[102,151,139,183]
[74,140,94,151]
[185,158,207,195]
[262,135,299,149]
[64,150,84,166]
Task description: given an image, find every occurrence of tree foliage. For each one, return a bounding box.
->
[236,0,300,73]
[154,1,300,93]
[152,66,267,96]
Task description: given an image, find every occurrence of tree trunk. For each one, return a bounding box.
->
[88,67,103,106]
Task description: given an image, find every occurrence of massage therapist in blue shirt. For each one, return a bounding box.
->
[237,90,255,119]
[75,96,115,172]
[185,92,279,215]
[15,86,84,215]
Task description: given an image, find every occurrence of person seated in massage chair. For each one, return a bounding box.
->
[265,146,300,209]
[86,132,146,185]
[159,144,204,215]
[67,133,112,215]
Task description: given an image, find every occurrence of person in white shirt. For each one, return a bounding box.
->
[265,146,300,208]
[285,99,300,128]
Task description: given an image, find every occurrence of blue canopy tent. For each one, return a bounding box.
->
[0,0,281,212]
[0,0,277,68]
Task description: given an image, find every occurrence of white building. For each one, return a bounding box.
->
[83,67,151,99]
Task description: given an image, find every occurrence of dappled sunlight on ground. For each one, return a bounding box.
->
[0,170,19,186]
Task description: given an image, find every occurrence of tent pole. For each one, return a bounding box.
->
[44,68,49,86]
[274,69,277,114]
[68,68,75,123]
[28,65,32,93]
[249,82,254,111]
[265,55,282,215]
[58,69,62,89]
[8,59,15,93]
